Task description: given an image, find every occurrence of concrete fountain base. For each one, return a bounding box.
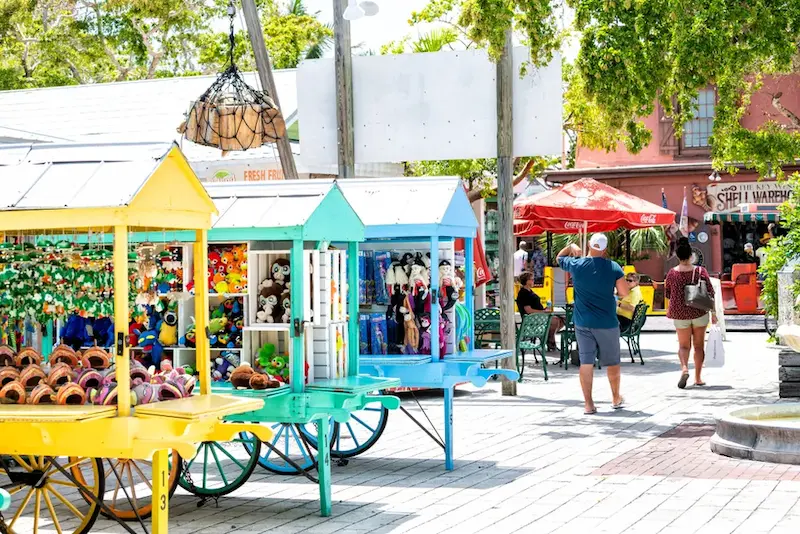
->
[711,404,800,464]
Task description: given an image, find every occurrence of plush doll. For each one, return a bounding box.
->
[438,314,451,358]
[258,286,282,323]
[400,294,419,354]
[226,273,244,294]
[257,343,276,371]
[137,329,163,366]
[408,264,429,295]
[271,258,291,288]
[180,322,196,348]
[208,251,222,274]
[438,260,461,311]
[230,363,254,388]
[280,290,291,323]
[264,353,291,383]
[158,308,178,347]
[385,260,409,296]
[208,317,227,335]
[419,314,432,354]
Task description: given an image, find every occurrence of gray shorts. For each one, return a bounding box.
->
[575,326,621,367]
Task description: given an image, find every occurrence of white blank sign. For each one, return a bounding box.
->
[298,47,562,165]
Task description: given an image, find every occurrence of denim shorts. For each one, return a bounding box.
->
[575,326,621,366]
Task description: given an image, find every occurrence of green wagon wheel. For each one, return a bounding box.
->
[178,435,261,498]
[0,455,104,534]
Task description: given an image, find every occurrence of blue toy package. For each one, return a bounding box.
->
[365,250,375,304]
[359,314,370,354]
[358,251,368,305]
[369,313,388,355]
[373,251,391,305]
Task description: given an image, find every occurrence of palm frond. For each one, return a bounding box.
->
[304,22,333,60]
[411,28,458,53]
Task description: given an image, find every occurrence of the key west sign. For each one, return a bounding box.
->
[706,181,792,211]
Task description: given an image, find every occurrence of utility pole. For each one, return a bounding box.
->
[333,0,355,177]
[496,29,516,396]
[240,0,299,180]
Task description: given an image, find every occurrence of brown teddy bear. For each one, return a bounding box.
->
[230,363,255,388]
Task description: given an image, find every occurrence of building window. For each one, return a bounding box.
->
[682,89,715,149]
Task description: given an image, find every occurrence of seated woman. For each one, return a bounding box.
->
[516,271,564,351]
[617,273,643,331]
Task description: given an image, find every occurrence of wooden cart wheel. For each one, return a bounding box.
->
[178,436,261,498]
[243,423,337,475]
[0,455,104,534]
[72,452,180,521]
[301,404,389,459]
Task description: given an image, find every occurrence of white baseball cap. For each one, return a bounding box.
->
[589,233,608,252]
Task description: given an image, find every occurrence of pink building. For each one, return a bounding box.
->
[546,76,800,280]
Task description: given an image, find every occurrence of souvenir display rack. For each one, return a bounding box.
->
[0,142,273,534]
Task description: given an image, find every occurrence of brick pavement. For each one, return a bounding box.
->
[13,331,800,533]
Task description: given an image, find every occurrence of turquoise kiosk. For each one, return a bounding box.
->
[125,181,401,517]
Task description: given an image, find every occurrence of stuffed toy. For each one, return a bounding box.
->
[257,343,276,371]
[180,321,196,348]
[438,314,451,358]
[257,286,282,323]
[419,314,431,354]
[408,264,429,297]
[264,352,290,383]
[249,373,280,389]
[400,294,419,354]
[230,363,254,388]
[438,260,461,311]
[158,307,178,347]
[226,273,244,294]
[208,317,227,335]
[384,260,409,296]
[270,258,291,289]
[136,328,164,366]
[280,290,291,323]
[208,251,222,276]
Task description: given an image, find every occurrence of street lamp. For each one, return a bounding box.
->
[343,0,379,21]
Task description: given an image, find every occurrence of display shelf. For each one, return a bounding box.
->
[243,323,291,332]
[307,375,401,395]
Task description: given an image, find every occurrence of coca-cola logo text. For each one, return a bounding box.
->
[640,214,657,224]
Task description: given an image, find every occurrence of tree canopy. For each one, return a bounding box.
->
[0,0,331,90]
[568,0,800,176]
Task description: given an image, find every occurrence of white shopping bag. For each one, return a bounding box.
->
[705,325,725,368]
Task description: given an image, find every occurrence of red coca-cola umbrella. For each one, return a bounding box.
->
[455,230,492,287]
[513,178,675,229]
[513,218,622,237]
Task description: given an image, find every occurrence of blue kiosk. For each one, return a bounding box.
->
[335,177,518,470]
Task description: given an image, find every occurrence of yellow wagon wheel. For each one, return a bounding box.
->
[81,453,180,521]
[0,455,104,534]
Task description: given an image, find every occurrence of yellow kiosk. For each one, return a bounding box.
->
[0,142,272,533]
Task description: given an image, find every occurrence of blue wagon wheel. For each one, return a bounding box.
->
[304,402,388,459]
[242,423,338,476]
[178,435,261,497]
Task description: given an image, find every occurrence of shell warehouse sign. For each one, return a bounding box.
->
[706,181,791,211]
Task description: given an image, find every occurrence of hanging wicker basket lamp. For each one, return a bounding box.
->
[177,5,286,152]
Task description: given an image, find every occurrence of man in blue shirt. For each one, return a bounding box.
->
[557,234,629,415]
